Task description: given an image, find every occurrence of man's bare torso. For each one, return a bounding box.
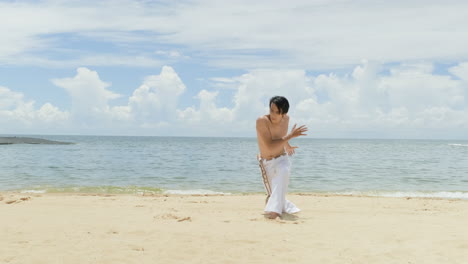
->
[257,114,289,159]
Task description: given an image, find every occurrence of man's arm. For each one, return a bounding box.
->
[256,118,290,154]
[256,118,307,154]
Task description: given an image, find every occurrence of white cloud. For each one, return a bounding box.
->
[155,50,187,59]
[16,65,187,133]
[2,1,468,69]
[129,66,186,125]
[178,90,233,124]
[176,69,314,135]
[294,62,468,138]
[449,63,468,81]
[37,103,70,123]
[1,55,163,68]
[207,77,239,90]
[0,86,24,110]
[231,70,314,124]
[382,64,464,112]
[0,86,69,132]
[2,63,468,138]
[191,61,468,138]
[52,67,123,122]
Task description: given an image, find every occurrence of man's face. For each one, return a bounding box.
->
[269,103,284,124]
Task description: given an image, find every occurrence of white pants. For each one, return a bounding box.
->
[261,155,300,215]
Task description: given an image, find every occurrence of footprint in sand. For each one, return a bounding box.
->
[131,246,145,251]
[187,201,208,204]
[177,217,191,222]
[277,220,304,224]
[3,256,16,263]
[154,214,192,222]
[5,197,31,204]
[156,213,179,220]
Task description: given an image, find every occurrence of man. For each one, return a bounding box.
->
[256,96,308,219]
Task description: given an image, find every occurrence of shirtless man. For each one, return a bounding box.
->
[256,96,308,219]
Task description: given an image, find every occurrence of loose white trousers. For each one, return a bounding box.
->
[259,155,300,215]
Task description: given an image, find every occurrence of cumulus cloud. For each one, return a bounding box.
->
[178,90,233,125]
[36,103,70,123]
[1,66,188,134]
[175,69,314,134]
[52,67,124,123]
[197,61,468,138]
[0,86,69,133]
[129,66,186,125]
[383,64,464,111]
[2,63,468,138]
[295,62,468,138]
[28,65,187,133]
[0,86,24,110]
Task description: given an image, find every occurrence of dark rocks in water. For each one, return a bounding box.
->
[0,137,74,145]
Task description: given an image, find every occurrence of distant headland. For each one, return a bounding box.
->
[0,137,74,145]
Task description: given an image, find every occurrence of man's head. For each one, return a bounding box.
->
[269,96,289,124]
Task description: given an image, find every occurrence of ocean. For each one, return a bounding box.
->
[1,136,468,199]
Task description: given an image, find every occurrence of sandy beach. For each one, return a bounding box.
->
[1,193,467,264]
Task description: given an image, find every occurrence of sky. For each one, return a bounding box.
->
[1,0,468,139]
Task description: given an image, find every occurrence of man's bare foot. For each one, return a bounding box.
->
[266,212,280,219]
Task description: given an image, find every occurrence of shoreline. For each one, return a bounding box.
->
[3,188,468,201]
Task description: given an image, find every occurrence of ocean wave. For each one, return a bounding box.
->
[448,143,468,147]
[17,186,231,195]
[18,186,163,195]
[163,189,231,195]
[334,191,468,200]
[20,190,46,194]
[13,187,467,199]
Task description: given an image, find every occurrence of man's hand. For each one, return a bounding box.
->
[285,145,298,156]
[285,124,308,140]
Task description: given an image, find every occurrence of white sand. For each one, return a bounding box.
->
[1,192,467,264]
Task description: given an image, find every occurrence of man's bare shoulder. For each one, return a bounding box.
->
[256,115,270,123]
[256,115,270,130]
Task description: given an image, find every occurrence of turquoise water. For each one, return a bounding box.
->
[1,136,468,198]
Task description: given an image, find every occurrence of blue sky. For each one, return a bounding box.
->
[1,0,468,139]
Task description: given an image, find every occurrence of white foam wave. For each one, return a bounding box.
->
[335,191,468,200]
[20,190,46,194]
[163,189,230,195]
[448,143,468,147]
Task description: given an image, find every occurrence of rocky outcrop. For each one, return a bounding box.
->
[0,137,74,145]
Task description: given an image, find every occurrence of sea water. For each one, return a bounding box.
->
[1,136,468,199]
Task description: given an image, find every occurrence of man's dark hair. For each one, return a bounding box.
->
[269,96,289,115]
